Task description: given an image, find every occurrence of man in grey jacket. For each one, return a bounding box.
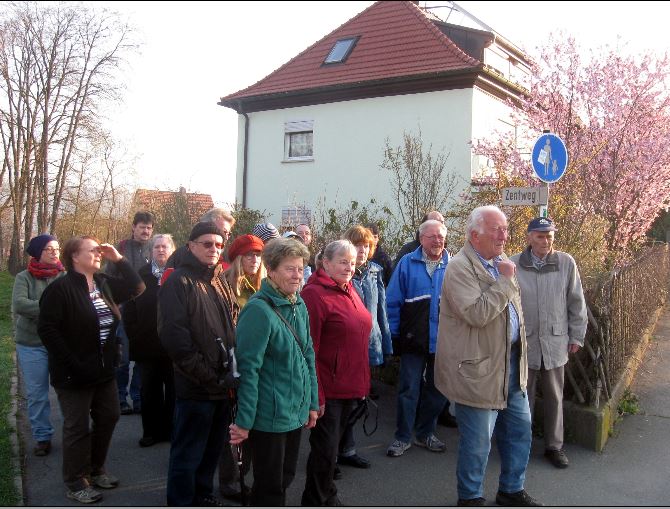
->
[510,217,587,469]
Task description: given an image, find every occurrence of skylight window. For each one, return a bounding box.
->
[323,37,359,64]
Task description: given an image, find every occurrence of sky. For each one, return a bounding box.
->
[96,1,670,208]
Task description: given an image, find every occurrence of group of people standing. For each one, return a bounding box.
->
[11,203,587,507]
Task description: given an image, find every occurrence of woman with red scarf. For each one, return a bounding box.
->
[11,234,65,457]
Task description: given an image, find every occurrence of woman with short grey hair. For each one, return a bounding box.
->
[229,237,318,506]
[300,239,372,506]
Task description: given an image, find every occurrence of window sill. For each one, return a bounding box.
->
[282,157,314,163]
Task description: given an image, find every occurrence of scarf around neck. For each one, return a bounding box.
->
[27,257,65,279]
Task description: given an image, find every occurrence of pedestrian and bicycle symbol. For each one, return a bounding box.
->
[532,133,568,183]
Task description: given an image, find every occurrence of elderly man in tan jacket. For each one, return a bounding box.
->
[434,206,541,507]
[510,217,587,469]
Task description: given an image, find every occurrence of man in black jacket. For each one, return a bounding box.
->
[158,222,240,507]
[110,210,155,415]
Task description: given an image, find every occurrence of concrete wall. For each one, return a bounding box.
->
[235,89,485,227]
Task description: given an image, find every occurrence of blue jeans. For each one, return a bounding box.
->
[395,352,447,443]
[16,344,54,442]
[166,398,230,506]
[115,321,141,405]
[454,351,532,500]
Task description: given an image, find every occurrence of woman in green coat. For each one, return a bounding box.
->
[11,234,64,457]
[229,237,319,506]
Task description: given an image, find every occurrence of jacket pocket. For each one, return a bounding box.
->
[551,323,567,335]
[458,357,491,379]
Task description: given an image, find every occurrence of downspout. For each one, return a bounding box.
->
[240,105,250,208]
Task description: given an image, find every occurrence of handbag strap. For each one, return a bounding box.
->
[258,296,307,358]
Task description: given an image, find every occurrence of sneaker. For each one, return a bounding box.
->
[457,497,486,506]
[413,434,446,452]
[120,401,133,415]
[34,440,51,456]
[193,494,226,506]
[90,472,119,489]
[496,490,543,506]
[544,448,569,469]
[66,486,103,504]
[386,439,411,457]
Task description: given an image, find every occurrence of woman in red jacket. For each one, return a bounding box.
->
[300,239,372,507]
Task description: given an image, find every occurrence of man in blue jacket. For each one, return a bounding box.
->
[386,219,450,457]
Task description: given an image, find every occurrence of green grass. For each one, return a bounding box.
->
[0,271,21,506]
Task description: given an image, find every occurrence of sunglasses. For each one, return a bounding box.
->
[194,240,224,250]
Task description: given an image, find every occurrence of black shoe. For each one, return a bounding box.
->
[337,453,371,469]
[139,436,157,447]
[193,494,226,506]
[438,411,458,428]
[457,497,486,506]
[544,448,569,468]
[333,466,342,480]
[120,402,133,415]
[34,440,51,456]
[496,490,542,506]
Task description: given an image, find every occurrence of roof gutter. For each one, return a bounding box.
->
[241,108,249,208]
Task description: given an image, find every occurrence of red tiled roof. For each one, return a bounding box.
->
[220,1,480,104]
[133,189,214,225]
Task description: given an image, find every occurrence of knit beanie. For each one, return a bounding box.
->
[251,223,280,242]
[26,234,57,259]
[189,222,224,241]
[227,234,264,262]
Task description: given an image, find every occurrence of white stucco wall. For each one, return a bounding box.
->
[235,87,514,227]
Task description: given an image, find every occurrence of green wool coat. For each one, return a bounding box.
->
[235,279,319,432]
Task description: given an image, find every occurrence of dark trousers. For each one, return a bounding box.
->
[302,399,355,506]
[137,357,175,440]
[166,398,230,506]
[55,379,120,491]
[248,428,302,506]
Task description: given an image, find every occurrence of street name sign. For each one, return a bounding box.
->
[502,186,548,206]
[532,133,568,183]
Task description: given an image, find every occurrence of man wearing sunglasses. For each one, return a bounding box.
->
[158,221,240,507]
[166,207,236,271]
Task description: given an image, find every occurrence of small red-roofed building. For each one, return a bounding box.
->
[219,1,531,226]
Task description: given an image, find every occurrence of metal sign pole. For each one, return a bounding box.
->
[539,182,549,217]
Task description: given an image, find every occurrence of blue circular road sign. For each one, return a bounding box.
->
[531,133,568,183]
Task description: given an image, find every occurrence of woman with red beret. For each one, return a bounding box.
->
[218,233,266,501]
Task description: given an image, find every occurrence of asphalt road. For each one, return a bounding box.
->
[17,312,670,506]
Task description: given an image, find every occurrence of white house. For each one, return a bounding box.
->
[219,1,531,228]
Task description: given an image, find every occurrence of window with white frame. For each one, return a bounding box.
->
[284,120,314,161]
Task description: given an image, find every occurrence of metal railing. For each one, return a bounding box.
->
[564,244,670,407]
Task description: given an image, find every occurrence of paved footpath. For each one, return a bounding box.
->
[17,310,670,506]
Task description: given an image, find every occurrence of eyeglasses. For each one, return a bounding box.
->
[423,235,445,242]
[42,247,60,254]
[194,241,224,250]
[243,252,262,260]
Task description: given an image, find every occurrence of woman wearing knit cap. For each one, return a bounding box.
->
[251,222,280,243]
[218,234,266,501]
[11,234,65,457]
